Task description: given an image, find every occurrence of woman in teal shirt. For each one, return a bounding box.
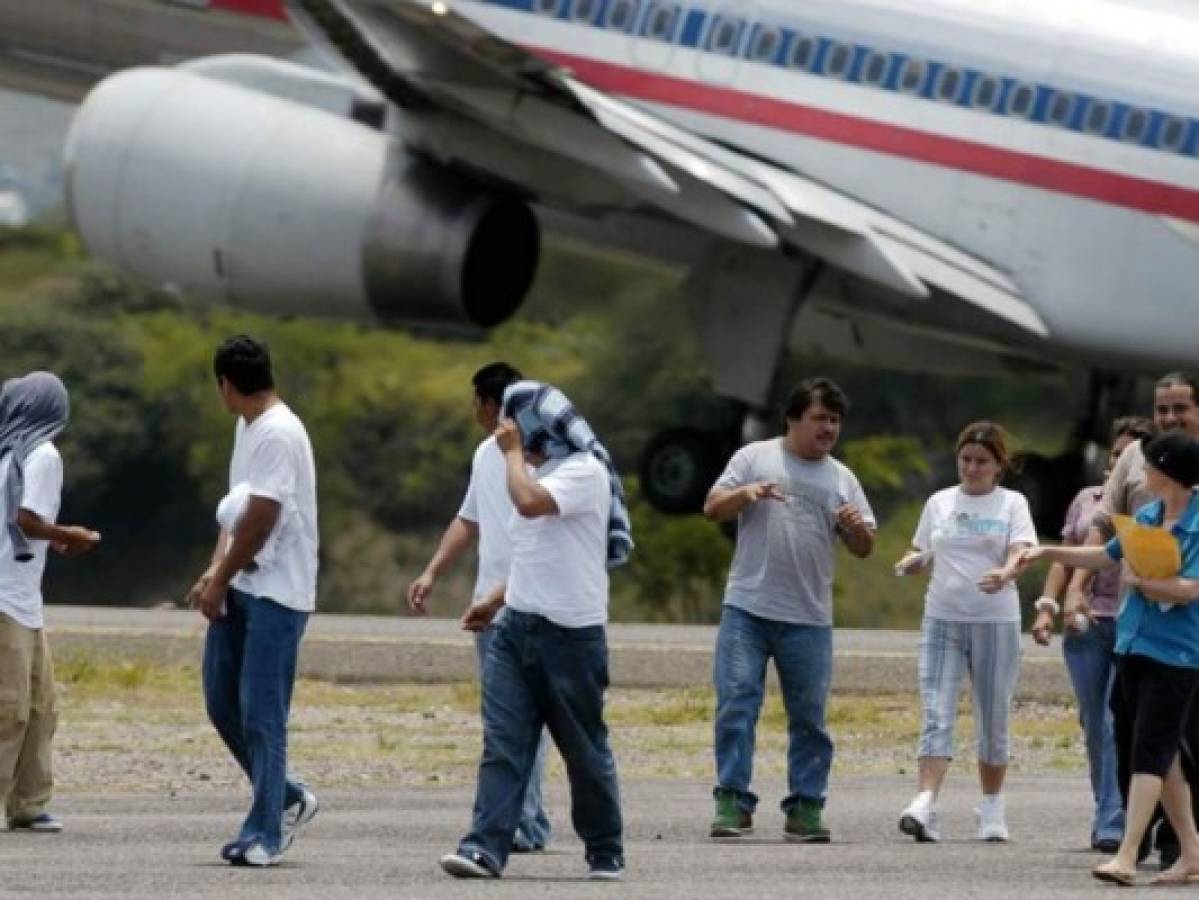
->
[1013,431,1199,886]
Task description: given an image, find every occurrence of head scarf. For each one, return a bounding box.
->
[0,372,69,561]
[501,381,633,567]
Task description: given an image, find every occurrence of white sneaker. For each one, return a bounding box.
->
[239,841,280,867]
[898,791,941,843]
[975,795,1009,842]
[281,787,319,853]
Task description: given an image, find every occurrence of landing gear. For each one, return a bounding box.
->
[638,428,735,514]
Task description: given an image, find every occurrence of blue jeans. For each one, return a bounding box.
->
[1064,617,1124,844]
[459,609,622,873]
[203,589,309,854]
[713,605,834,813]
[476,621,553,850]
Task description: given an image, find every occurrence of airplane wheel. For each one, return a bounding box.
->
[639,428,726,514]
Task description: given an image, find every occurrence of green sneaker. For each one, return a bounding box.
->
[784,800,830,843]
[710,792,753,838]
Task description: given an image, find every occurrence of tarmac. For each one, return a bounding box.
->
[0,775,1124,899]
[44,605,1076,700]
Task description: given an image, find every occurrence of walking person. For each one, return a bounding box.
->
[895,422,1037,843]
[704,377,876,842]
[0,372,99,833]
[439,381,630,880]
[1013,431,1199,886]
[408,361,553,853]
[1029,416,1154,852]
[1069,372,1199,868]
[186,336,319,867]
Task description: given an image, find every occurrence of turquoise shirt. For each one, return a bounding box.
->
[1108,491,1199,669]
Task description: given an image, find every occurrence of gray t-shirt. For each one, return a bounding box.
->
[715,438,876,626]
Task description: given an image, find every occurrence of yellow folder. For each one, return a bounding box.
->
[1112,514,1182,578]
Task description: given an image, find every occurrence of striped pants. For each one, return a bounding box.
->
[917,618,1021,765]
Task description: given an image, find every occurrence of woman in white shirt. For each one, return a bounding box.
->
[894,422,1037,844]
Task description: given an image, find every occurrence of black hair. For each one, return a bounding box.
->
[213,334,274,395]
[784,377,849,422]
[1156,371,1199,403]
[472,361,523,406]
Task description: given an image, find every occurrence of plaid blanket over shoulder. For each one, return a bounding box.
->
[501,381,633,567]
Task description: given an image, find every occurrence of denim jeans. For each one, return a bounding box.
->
[203,588,309,854]
[476,620,553,850]
[458,609,622,873]
[713,605,834,813]
[1062,617,1124,844]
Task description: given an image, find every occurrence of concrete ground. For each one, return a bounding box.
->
[0,775,1126,899]
[44,606,1076,700]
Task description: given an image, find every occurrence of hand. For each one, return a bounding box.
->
[1063,590,1093,635]
[977,567,1012,594]
[744,482,785,503]
[1031,610,1054,646]
[407,571,434,614]
[494,418,522,455]
[894,550,929,577]
[52,525,101,557]
[835,504,868,534]
[187,568,226,621]
[1120,563,1143,593]
[1013,546,1045,573]
[461,595,503,632]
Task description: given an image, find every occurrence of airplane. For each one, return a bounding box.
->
[4,0,1199,523]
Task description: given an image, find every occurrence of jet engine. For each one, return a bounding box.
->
[64,66,539,327]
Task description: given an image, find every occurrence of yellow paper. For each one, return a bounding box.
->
[1112,514,1182,578]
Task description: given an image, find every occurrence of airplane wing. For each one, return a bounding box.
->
[287,0,1049,338]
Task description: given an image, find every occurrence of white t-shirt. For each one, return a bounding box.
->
[506,452,611,628]
[0,442,63,629]
[457,437,514,601]
[228,403,319,613]
[913,485,1037,623]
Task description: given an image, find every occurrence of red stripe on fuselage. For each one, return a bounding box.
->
[209,0,287,21]
[534,47,1199,223]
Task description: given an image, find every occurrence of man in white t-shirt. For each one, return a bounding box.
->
[704,377,876,843]
[0,372,99,834]
[440,384,624,882]
[407,361,552,851]
[185,336,319,868]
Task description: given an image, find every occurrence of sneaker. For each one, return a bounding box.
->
[975,795,1009,842]
[220,839,247,862]
[899,791,941,843]
[784,800,831,843]
[440,851,500,879]
[8,813,63,833]
[237,841,280,867]
[281,787,319,853]
[587,855,624,881]
[710,792,753,838]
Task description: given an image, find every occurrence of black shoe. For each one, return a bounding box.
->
[440,851,500,879]
[587,855,624,881]
[1095,838,1121,854]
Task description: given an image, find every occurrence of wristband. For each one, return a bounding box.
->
[1034,596,1061,616]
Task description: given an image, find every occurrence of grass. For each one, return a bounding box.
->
[49,651,1088,795]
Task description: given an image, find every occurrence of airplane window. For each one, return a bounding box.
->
[936,67,962,102]
[750,27,781,63]
[1161,116,1187,151]
[823,43,851,78]
[1083,101,1111,135]
[788,34,817,70]
[1048,91,1073,126]
[1121,108,1148,143]
[972,75,999,110]
[535,0,561,15]
[605,0,638,31]
[707,16,743,55]
[570,0,599,22]
[1006,83,1034,118]
[645,2,679,40]
[899,59,925,94]
[861,51,888,86]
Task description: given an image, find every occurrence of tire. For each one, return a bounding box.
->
[638,428,726,515]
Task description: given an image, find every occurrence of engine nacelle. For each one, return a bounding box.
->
[64,66,539,327]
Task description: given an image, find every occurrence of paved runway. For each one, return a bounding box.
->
[1,775,1127,898]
